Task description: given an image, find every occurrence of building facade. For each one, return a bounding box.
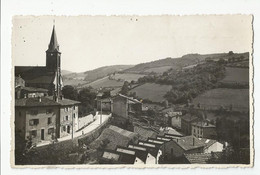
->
[15,25,63,96]
[191,121,217,139]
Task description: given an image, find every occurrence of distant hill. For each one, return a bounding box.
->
[61,70,73,75]
[123,52,249,74]
[63,65,133,86]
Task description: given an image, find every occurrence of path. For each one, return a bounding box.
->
[37,113,111,147]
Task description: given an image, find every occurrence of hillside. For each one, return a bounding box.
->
[61,70,73,75]
[124,52,249,74]
[63,65,133,86]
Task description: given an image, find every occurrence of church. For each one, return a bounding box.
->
[15,25,63,96]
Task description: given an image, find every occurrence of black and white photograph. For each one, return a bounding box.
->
[11,15,253,167]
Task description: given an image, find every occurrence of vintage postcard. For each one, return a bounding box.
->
[12,15,253,168]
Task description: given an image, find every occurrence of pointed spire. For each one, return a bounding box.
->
[47,25,60,52]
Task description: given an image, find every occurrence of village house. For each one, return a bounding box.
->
[159,135,223,163]
[15,96,81,144]
[15,97,60,144]
[112,94,142,125]
[191,121,217,139]
[181,114,200,135]
[49,96,81,138]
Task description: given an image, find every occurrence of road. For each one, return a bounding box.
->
[37,113,111,147]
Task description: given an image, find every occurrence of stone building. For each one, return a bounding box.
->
[15,96,80,144]
[15,25,63,96]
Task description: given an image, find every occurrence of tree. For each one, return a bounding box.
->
[78,87,97,115]
[62,85,78,100]
[228,51,234,55]
[120,81,129,95]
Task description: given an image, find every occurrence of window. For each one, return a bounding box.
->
[73,113,75,119]
[64,107,69,112]
[29,119,39,126]
[200,130,203,135]
[29,130,37,138]
[193,129,195,133]
[63,126,66,132]
[197,130,199,134]
[73,106,76,110]
[48,128,54,135]
[46,109,53,114]
[64,116,69,121]
[30,110,38,115]
[48,117,52,125]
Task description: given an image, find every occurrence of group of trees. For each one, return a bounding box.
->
[62,85,97,116]
[137,62,226,104]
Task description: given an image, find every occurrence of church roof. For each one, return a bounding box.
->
[15,97,60,107]
[47,25,60,52]
[15,66,56,85]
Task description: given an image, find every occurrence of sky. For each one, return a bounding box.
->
[12,15,253,73]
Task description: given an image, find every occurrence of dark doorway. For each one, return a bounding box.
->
[67,125,70,133]
[41,129,44,140]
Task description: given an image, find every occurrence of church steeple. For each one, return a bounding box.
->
[47,25,60,52]
[46,25,61,71]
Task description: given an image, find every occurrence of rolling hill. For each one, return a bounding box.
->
[62,65,133,86]
[123,52,249,74]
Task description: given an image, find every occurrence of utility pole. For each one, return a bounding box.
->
[71,107,74,139]
[100,99,102,124]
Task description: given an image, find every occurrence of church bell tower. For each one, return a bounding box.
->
[46,25,62,98]
[46,25,61,72]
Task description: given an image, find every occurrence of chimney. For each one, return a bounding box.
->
[193,137,195,146]
[38,96,41,102]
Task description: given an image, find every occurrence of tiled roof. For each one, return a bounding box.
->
[175,135,205,151]
[184,152,223,164]
[15,66,56,85]
[181,114,199,122]
[198,138,218,149]
[114,94,141,103]
[46,96,80,106]
[191,121,215,128]
[116,146,148,163]
[128,144,159,158]
[90,125,138,150]
[134,126,157,141]
[163,127,183,137]
[15,97,60,107]
[101,149,136,164]
[16,86,48,92]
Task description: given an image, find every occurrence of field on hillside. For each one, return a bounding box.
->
[77,73,145,89]
[113,73,145,82]
[84,76,124,89]
[129,83,172,103]
[63,79,89,86]
[221,67,249,84]
[143,66,173,74]
[192,88,249,112]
